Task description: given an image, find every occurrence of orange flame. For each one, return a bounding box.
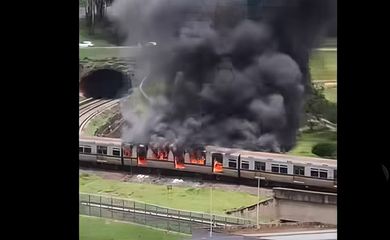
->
[174,156,185,169]
[138,156,147,166]
[213,161,223,173]
[189,152,206,165]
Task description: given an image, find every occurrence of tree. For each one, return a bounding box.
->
[83,0,111,34]
[304,82,337,130]
[312,142,337,158]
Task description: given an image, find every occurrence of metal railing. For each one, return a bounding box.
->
[79,192,254,234]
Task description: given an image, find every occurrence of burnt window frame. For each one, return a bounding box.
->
[294,166,305,176]
[254,161,266,171]
[334,169,337,180]
[97,145,108,155]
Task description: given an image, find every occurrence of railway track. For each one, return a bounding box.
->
[79,98,120,135]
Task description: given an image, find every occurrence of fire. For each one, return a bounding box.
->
[190,153,205,165]
[138,156,147,166]
[152,147,169,161]
[174,156,185,169]
[213,160,223,173]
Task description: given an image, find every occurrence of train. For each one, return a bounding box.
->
[79,136,337,191]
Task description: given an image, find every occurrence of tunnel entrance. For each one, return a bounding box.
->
[80,68,130,98]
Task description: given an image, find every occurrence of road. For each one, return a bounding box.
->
[243,230,337,240]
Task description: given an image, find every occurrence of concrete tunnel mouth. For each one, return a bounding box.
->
[80,68,130,99]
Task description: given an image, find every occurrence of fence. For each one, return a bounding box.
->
[79,192,254,234]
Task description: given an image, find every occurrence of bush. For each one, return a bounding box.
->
[312,142,337,158]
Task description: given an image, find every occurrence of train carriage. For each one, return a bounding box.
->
[79,136,337,191]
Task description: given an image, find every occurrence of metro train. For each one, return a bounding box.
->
[79,136,337,191]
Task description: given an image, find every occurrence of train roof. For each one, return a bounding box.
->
[238,150,337,168]
[79,136,122,145]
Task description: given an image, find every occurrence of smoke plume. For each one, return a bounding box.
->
[109,0,336,152]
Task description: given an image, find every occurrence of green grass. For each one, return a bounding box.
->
[80,173,262,215]
[310,50,337,80]
[80,215,188,240]
[84,108,118,136]
[289,130,337,158]
[79,47,121,59]
[323,86,337,103]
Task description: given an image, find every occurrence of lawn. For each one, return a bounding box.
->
[84,107,119,136]
[323,86,337,103]
[80,173,262,215]
[80,215,189,240]
[310,50,337,80]
[289,130,337,158]
[79,47,121,59]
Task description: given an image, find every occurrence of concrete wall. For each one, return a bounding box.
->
[273,187,337,205]
[228,198,278,223]
[227,188,337,225]
[275,198,337,224]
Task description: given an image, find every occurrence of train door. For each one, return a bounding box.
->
[96,145,108,162]
[137,145,147,166]
[123,143,133,158]
[174,150,185,169]
[212,153,223,173]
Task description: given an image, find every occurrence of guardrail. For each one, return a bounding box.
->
[79,192,254,234]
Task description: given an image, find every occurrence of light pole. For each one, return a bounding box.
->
[255,176,265,229]
[210,185,213,237]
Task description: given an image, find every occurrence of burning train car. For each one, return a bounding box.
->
[79,136,337,191]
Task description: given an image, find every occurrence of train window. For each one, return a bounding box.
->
[320,169,328,179]
[112,148,120,156]
[79,146,92,154]
[334,170,337,180]
[272,164,288,174]
[241,161,250,170]
[97,146,107,155]
[294,166,305,176]
[84,147,92,154]
[255,162,265,171]
[311,168,319,177]
[311,168,328,178]
[228,160,237,168]
[280,165,288,174]
[271,164,279,173]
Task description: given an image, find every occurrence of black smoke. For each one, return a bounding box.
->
[110,0,336,152]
